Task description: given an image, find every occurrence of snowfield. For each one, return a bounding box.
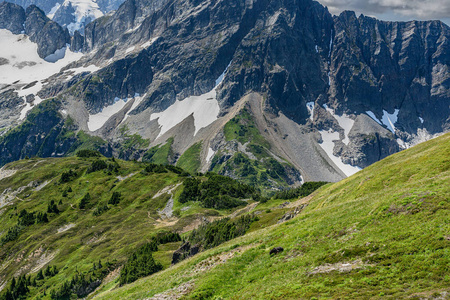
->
[150,62,231,138]
[0,30,82,86]
[61,0,104,34]
[150,89,220,138]
[318,129,361,177]
[323,104,354,145]
[381,109,399,134]
[88,98,128,131]
[0,29,84,120]
[206,147,215,162]
[366,111,382,125]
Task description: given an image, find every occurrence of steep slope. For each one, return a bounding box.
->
[93,133,450,299]
[0,153,269,298]
[0,0,448,185]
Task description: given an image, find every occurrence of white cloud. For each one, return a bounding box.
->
[318,0,450,25]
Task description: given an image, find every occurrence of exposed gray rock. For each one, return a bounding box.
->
[0,2,25,34]
[52,1,75,27]
[70,30,84,52]
[25,5,71,58]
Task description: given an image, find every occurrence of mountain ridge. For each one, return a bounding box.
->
[0,0,448,185]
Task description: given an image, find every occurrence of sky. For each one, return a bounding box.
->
[317,0,450,25]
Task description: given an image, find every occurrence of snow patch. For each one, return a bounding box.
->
[323,104,354,145]
[0,31,82,86]
[141,37,159,49]
[328,30,333,58]
[215,61,231,87]
[63,0,104,34]
[365,111,382,125]
[306,102,314,121]
[44,46,68,63]
[0,30,83,119]
[315,45,319,53]
[381,109,399,134]
[206,147,215,162]
[125,46,135,54]
[88,98,128,131]
[419,117,424,124]
[150,90,220,137]
[19,95,43,120]
[318,129,361,177]
[121,93,146,124]
[150,62,231,138]
[47,3,61,19]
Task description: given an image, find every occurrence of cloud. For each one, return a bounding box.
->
[318,0,450,24]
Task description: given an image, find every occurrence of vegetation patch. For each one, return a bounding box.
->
[176,142,202,174]
[179,173,255,209]
[272,181,329,200]
[119,242,162,285]
[143,138,174,165]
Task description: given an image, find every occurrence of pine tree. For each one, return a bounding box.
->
[52,265,58,276]
[36,269,44,280]
[79,193,91,209]
[44,265,52,277]
[108,192,121,205]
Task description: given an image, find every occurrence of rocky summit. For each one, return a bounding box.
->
[0,0,449,187]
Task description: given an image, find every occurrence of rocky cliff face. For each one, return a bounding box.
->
[0,2,73,58]
[0,0,448,185]
[25,5,71,58]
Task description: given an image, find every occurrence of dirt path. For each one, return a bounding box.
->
[229,202,258,219]
[116,172,137,182]
[0,167,16,181]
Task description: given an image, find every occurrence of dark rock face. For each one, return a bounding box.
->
[219,0,334,120]
[0,2,26,34]
[329,12,450,135]
[73,50,154,113]
[0,3,71,58]
[70,30,84,52]
[52,2,76,27]
[25,5,70,58]
[6,0,59,15]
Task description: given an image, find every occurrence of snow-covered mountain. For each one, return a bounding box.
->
[0,0,448,187]
[50,0,104,34]
[7,0,123,33]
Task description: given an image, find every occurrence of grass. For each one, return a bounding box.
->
[176,142,202,174]
[144,137,174,165]
[218,107,300,190]
[223,108,270,148]
[92,133,450,299]
[0,155,248,299]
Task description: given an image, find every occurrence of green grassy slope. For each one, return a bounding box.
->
[93,133,450,299]
[0,156,253,299]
